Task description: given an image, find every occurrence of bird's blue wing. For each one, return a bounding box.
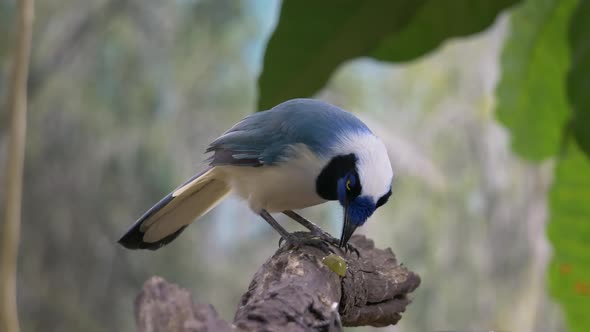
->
[206,99,371,166]
[206,110,287,166]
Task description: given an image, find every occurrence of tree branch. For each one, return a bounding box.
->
[0,0,34,331]
[134,235,420,331]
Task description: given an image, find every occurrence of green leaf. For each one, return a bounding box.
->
[567,0,590,157]
[495,0,576,160]
[373,0,517,62]
[548,145,590,332]
[258,0,518,110]
[497,1,590,329]
[258,0,424,110]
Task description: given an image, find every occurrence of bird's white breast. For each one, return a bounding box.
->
[217,144,327,213]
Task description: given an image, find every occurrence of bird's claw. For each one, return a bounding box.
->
[278,232,335,255]
[310,229,336,242]
[322,237,361,257]
[341,242,361,257]
[278,232,360,258]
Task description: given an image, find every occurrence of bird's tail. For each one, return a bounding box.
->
[118,167,230,250]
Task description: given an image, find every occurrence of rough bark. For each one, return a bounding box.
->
[135,234,420,332]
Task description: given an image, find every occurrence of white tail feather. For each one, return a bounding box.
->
[141,168,230,243]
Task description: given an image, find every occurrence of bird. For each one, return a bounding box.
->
[118,98,393,251]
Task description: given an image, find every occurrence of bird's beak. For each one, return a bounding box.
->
[340,206,358,247]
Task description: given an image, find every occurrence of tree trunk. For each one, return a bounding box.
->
[134,234,420,332]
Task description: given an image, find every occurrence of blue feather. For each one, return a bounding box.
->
[208,99,371,166]
[348,196,375,226]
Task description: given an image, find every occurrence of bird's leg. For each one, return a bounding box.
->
[259,209,296,242]
[260,210,333,253]
[283,210,334,241]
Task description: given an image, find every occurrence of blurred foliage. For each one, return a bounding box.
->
[257,0,518,110]
[496,0,590,331]
[560,13,590,325]
[259,0,590,330]
[496,0,574,160]
[548,145,590,332]
[568,0,590,157]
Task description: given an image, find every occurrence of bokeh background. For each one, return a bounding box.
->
[1,0,588,331]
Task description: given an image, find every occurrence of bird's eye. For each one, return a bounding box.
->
[346,179,352,191]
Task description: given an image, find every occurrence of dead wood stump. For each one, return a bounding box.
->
[134,234,420,332]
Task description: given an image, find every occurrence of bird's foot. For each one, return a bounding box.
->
[341,242,361,257]
[278,232,360,257]
[305,230,360,257]
[278,232,335,254]
[310,228,337,243]
[316,236,360,257]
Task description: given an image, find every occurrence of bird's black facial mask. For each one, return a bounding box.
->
[316,154,375,247]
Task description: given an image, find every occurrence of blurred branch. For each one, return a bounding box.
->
[134,235,420,331]
[1,0,35,331]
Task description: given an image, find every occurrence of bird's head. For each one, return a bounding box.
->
[316,134,393,247]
